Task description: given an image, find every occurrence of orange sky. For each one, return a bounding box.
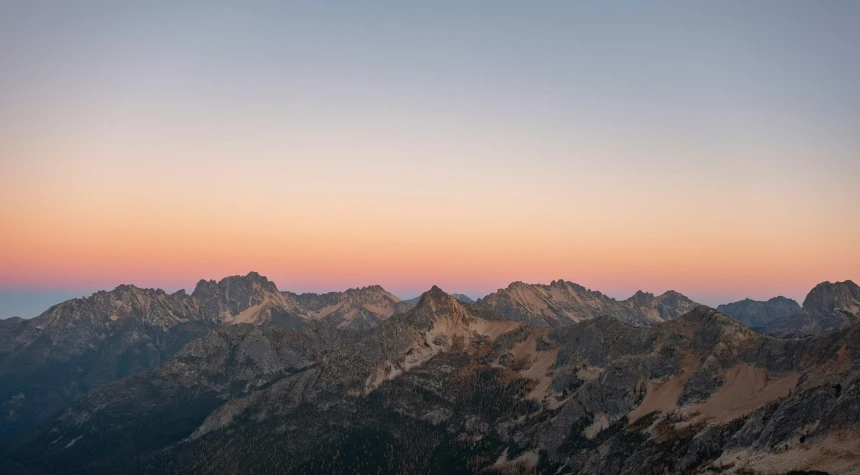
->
[1,138,857,304]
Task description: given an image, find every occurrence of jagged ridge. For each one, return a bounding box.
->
[476,279,699,327]
[720,280,860,337]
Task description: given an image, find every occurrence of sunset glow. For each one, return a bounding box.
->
[1,2,858,312]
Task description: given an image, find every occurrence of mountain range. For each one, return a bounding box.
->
[477,279,699,327]
[717,280,860,337]
[1,274,859,474]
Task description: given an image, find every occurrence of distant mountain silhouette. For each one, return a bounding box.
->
[717,296,801,330]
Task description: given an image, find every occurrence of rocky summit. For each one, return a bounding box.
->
[284,285,413,331]
[717,296,802,331]
[192,272,305,327]
[720,281,860,337]
[477,280,699,327]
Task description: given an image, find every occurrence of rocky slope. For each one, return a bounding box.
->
[721,281,860,337]
[0,285,218,440]
[6,288,859,474]
[0,273,416,440]
[477,279,699,327]
[193,272,413,330]
[285,285,412,331]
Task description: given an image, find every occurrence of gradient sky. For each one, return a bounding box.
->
[1,1,859,317]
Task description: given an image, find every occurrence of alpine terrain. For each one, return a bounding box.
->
[1,280,859,474]
[719,281,860,337]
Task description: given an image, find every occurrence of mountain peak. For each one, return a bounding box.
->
[342,284,390,296]
[767,295,797,304]
[234,271,275,287]
[716,295,802,331]
[191,272,301,326]
[479,280,698,327]
[802,280,860,313]
[412,286,464,316]
[111,283,146,293]
[422,285,451,302]
[630,290,655,301]
[192,272,280,295]
[506,280,527,290]
[285,285,407,330]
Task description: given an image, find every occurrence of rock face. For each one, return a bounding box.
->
[717,296,801,330]
[477,280,699,327]
[799,280,860,334]
[721,281,860,337]
[192,272,305,327]
[285,285,412,331]
[0,317,28,359]
[804,280,860,314]
[191,273,413,330]
[6,288,859,474]
[0,285,218,439]
[0,272,411,440]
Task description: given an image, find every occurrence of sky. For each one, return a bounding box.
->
[1,1,859,317]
